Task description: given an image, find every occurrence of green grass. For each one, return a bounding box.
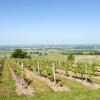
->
[0,59,15,96]
[0,89,100,100]
[61,78,88,90]
[31,76,53,93]
[92,77,100,84]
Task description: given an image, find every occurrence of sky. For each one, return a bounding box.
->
[0,0,100,45]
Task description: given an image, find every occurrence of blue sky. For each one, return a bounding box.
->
[0,0,100,45]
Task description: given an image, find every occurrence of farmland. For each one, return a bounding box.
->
[0,46,100,100]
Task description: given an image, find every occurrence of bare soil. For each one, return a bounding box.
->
[9,65,34,95]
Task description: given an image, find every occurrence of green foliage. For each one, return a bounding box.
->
[67,53,75,60]
[24,78,32,86]
[41,69,48,77]
[11,49,31,58]
[41,66,53,78]
[12,64,26,78]
[12,63,32,86]
[56,76,62,83]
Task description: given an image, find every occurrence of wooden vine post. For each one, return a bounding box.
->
[20,76,22,85]
[59,60,61,69]
[75,59,77,76]
[85,62,88,82]
[89,61,92,81]
[21,62,24,68]
[21,61,24,85]
[4,49,6,58]
[37,62,40,75]
[53,61,56,83]
[75,59,77,65]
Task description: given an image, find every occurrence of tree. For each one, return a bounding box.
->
[11,49,31,58]
[67,53,75,60]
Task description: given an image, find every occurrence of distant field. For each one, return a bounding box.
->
[1,48,100,61]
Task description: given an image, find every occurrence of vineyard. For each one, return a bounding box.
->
[0,57,100,100]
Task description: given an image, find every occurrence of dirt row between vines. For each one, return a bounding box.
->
[56,69,100,89]
[8,65,34,95]
[24,68,70,92]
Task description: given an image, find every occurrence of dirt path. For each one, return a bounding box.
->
[25,68,70,92]
[9,65,34,95]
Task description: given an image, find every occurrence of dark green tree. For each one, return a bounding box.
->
[67,53,75,60]
[11,49,31,58]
